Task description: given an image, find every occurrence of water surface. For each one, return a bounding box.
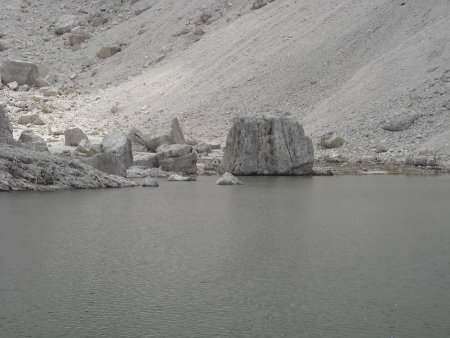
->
[1,176,449,337]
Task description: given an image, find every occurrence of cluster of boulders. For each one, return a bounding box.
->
[55,117,200,180]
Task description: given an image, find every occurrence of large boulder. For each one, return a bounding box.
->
[0,60,39,85]
[0,145,136,191]
[0,106,13,144]
[133,152,158,168]
[102,133,133,169]
[147,118,186,151]
[65,127,88,146]
[156,144,197,174]
[221,116,314,175]
[83,152,126,177]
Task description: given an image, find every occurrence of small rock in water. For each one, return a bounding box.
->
[216,172,243,185]
[167,174,196,182]
[142,177,159,187]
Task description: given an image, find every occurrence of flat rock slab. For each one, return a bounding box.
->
[0,145,136,191]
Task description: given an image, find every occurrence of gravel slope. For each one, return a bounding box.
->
[1,0,449,167]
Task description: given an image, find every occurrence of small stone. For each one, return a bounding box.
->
[97,46,121,59]
[318,132,345,148]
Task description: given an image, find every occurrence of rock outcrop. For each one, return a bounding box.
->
[0,60,39,85]
[221,116,314,175]
[156,144,197,174]
[0,145,136,191]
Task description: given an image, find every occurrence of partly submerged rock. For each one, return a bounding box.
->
[167,174,196,182]
[221,116,314,175]
[142,177,159,187]
[216,172,243,185]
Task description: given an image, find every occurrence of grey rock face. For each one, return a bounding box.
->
[102,133,133,169]
[0,106,13,144]
[221,116,314,175]
[147,118,186,152]
[0,145,136,191]
[0,60,39,85]
[133,152,158,168]
[167,174,196,182]
[318,132,345,148]
[65,127,89,146]
[216,172,243,185]
[382,114,419,131]
[157,144,197,174]
[83,152,126,177]
[142,177,159,187]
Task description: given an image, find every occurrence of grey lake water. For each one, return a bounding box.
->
[0,176,450,338]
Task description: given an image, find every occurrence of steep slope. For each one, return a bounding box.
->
[2,0,450,167]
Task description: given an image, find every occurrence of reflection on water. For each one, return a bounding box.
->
[1,176,450,337]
